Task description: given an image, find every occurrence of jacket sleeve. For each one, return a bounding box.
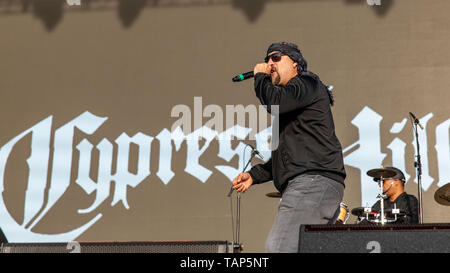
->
[247,158,273,184]
[254,73,316,114]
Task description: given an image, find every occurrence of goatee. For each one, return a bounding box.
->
[272,75,281,86]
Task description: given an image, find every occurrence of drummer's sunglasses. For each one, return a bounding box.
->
[264,52,284,63]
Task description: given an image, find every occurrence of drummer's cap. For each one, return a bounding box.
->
[384,167,406,183]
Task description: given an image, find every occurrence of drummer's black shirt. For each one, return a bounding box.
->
[371,192,419,224]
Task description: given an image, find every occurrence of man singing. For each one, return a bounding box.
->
[232,42,346,253]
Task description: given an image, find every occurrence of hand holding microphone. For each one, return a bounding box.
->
[232,71,254,82]
[254,63,272,75]
[228,144,264,196]
[232,63,272,82]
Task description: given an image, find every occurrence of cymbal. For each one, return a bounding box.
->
[434,183,450,206]
[266,192,281,198]
[366,168,397,179]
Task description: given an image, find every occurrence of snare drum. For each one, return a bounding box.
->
[335,202,350,224]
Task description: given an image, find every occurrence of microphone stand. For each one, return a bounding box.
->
[412,117,424,224]
[227,149,257,253]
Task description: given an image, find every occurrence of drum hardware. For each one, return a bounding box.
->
[369,205,405,224]
[351,205,406,224]
[366,168,396,225]
[351,207,376,223]
[363,206,373,223]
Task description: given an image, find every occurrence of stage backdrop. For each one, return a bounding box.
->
[0,0,449,252]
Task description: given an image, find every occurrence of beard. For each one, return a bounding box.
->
[271,73,281,86]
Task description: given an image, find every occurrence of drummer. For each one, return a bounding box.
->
[369,167,419,224]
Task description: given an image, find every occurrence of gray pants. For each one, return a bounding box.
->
[264,174,344,253]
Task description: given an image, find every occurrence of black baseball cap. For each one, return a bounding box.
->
[383,167,406,183]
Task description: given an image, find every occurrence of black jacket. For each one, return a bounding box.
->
[248,72,346,193]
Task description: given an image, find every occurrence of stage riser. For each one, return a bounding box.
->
[1,241,232,253]
[299,224,450,253]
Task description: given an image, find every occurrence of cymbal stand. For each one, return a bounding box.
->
[378,175,386,225]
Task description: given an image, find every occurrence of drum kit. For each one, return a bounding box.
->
[349,168,406,225]
[265,168,450,225]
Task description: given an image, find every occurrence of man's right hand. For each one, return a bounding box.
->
[232,172,253,193]
[253,63,272,75]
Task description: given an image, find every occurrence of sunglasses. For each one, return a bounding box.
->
[264,52,284,63]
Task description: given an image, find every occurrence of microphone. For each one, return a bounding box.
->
[383,180,395,194]
[409,112,424,130]
[247,144,264,160]
[232,71,254,82]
